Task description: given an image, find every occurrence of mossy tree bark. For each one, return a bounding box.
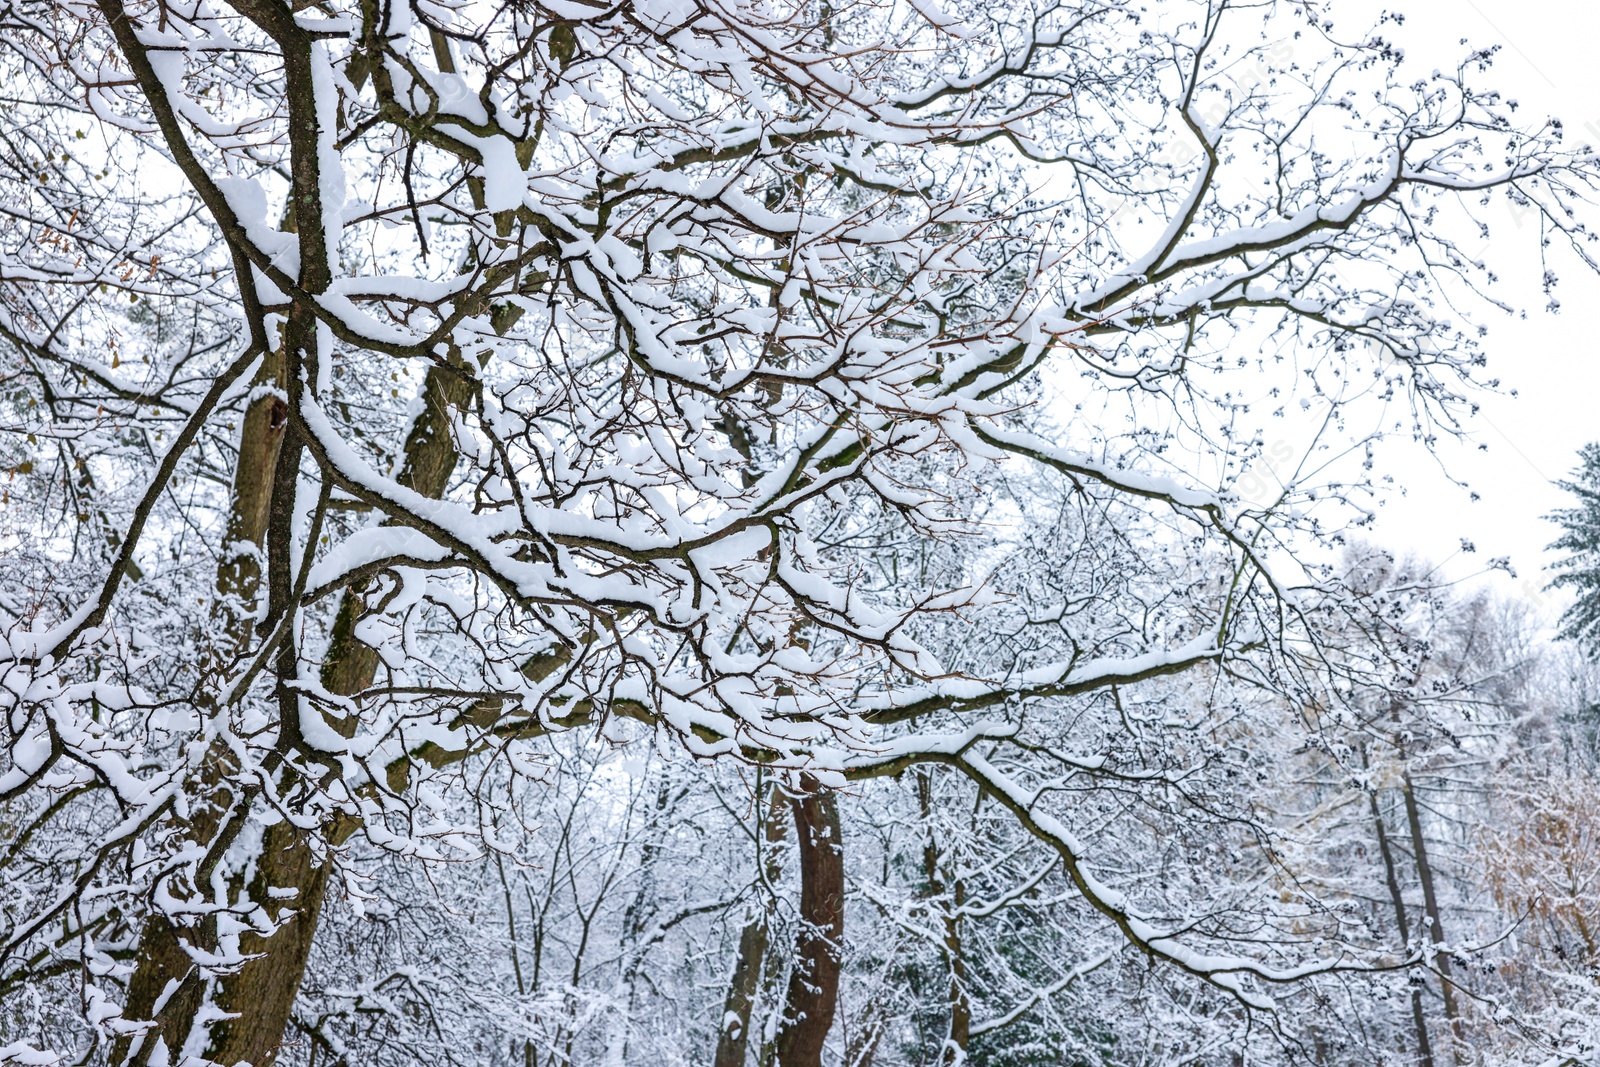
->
[114,358,470,1066]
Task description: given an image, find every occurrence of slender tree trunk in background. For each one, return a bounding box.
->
[917,771,968,1065]
[717,785,788,1067]
[941,880,969,1062]
[494,851,537,1067]
[615,779,690,1064]
[1402,769,1463,1065]
[114,362,469,1066]
[1364,747,1435,1067]
[775,776,844,1067]
[718,917,774,1067]
[844,1007,888,1067]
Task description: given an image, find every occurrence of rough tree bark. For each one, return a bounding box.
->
[205,360,471,1067]
[112,344,289,1066]
[774,776,844,1067]
[113,360,469,1066]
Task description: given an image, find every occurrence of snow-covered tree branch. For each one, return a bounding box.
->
[2,0,1597,1063]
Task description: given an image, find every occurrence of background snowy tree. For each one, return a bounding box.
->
[1548,443,1600,657]
[2,0,1599,1064]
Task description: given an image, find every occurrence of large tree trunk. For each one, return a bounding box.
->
[113,346,290,1066]
[114,361,469,1066]
[320,361,469,698]
[212,351,290,638]
[202,360,471,1067]
[775,776,844,1067]
[102,0,349,1055]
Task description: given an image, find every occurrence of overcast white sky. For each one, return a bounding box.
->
[1312,0,1600,620]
